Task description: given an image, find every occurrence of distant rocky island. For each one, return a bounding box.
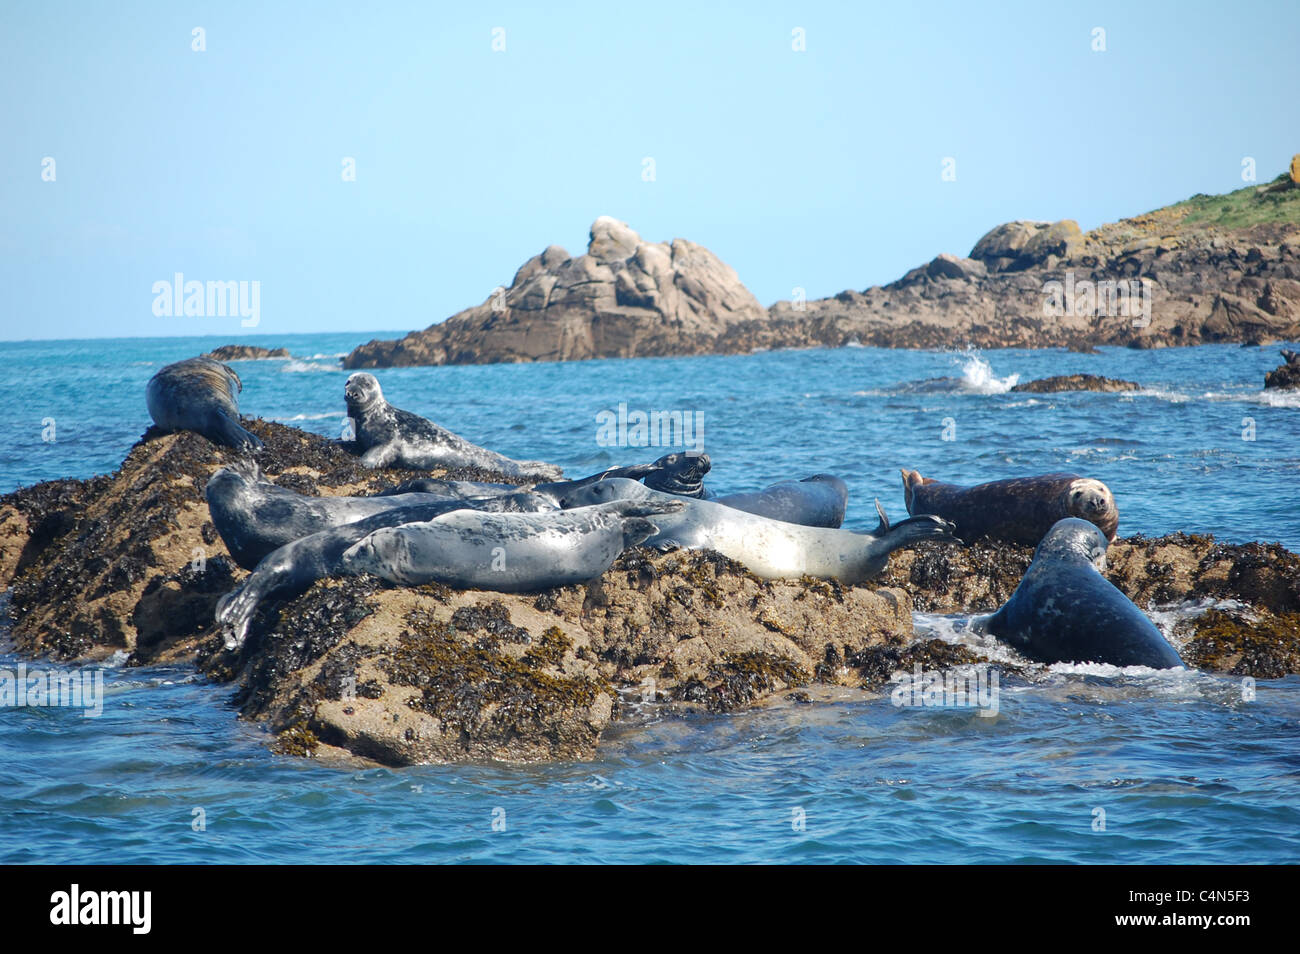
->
[205,344,290,361]
[344,164,1300,369]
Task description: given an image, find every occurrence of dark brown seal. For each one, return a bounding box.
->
[901,469,1118,545]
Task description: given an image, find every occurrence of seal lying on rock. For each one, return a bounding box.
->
[345,372,563,480]
[206,459,554,569]
[979,518,1184,669]
[641,451,713,498]
[146,356,262,452]
[713,475,848,529]
[901,469,1118,545]
[375,457,672,505]
[215,493,545,648]
[340,498,684,591]
[559,478,954,584]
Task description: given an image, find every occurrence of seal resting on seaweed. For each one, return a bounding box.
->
[146,356,262,452]
[901,469,1118,545]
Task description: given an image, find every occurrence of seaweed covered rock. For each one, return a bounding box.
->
[0,419,517,661]
[1011,373,1141,393]
[1180,608,1300,678]
[886,534,1300,676]
[1263,349,1300,389]
[200,547,917,764]
[5,416,1300,765]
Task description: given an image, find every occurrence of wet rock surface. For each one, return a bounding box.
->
[1263,348,1300,389]
[1010,373,1141,393]
[2,421,1299,765]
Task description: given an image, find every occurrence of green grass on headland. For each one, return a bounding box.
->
[1177,174,1300,229]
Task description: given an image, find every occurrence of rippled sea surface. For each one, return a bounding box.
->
[1,334,1298,864]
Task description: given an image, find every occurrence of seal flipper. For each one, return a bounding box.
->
[210,410,263,452]
[359,444,396,469]
[874,509,956,552]
[621,518,661,549]
[900,469,925,515]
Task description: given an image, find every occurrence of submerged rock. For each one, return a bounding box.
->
[1010,373,1141,393]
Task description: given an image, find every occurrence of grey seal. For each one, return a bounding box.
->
[205,459,554,569]
[215,492,545,648]
[374,454,702,509]
[558,478,954,584]
[901,469,1118,545]
[344,372,562,480]
[339,498,684,592]
[641,452,713,498]
[145,356,262,451]
[980,518,1184,669]
[712,474,848,529]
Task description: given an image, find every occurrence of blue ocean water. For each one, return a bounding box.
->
[1,334,1298,864]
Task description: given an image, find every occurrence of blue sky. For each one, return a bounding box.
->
[2,0,1297,341]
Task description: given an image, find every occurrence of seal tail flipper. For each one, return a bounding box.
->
[874,498,890,535]
[210,411,263,452]
[878,513,957,553]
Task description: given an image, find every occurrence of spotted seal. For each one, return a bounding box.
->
[558,478,954,583]
[339,498,684,592]
[205,459,554,569]
[344,372,562,480]
[215,492,545,648]
[901,469,1118,545]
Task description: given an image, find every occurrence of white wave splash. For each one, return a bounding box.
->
[955,351,1019,394]
[1125,387,1300,408]
[281,360,342,373]
[271,411,346,422]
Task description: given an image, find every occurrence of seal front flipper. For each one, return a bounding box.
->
[359,444,396,469]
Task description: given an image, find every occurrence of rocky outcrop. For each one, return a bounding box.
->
[209,548,915,764]
[1011,373,1141,393]
[765,220,1300,352]
[0,421,505,662]
[1264,349,1300,389]
[204,345,290,361]
[0,421,911,764]
[345,173,1300,366]
[4,423,1299,765]
[343,217,768,368]
[968,220,1084,272]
